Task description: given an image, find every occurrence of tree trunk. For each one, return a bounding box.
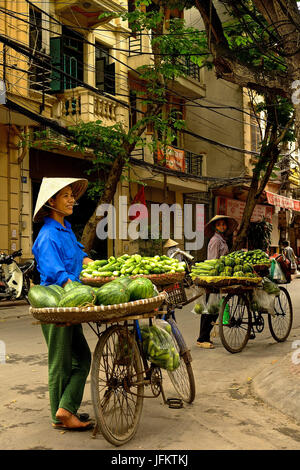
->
[232,174,260,250]
[80,154,126,253]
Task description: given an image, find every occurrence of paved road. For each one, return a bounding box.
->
[1,282,300,451]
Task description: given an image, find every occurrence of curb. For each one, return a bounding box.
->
[252,352,300,424]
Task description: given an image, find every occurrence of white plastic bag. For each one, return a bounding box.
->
[269,259,287,284]
[252,288,276,316]
[191,292,221,315]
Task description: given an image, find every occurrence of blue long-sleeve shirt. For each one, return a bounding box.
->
[32,217,88,286]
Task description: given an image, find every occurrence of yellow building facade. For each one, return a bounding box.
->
[0,0,210,260]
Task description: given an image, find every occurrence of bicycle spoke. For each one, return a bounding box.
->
[91,326,144,445]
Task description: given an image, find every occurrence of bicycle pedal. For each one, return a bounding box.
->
[165,398,183,409]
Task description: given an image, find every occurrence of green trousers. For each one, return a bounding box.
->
[41,323,91,424]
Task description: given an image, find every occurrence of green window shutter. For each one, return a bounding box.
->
[50,37,62,92]
[96,57,105,91]
[104,62,115,95]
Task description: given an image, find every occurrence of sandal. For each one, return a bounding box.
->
[52,422,94,432]
[196,341,215,349]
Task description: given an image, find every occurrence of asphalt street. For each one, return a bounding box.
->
[1,281,300,451]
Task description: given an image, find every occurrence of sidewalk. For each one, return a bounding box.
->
[253,351,300,424]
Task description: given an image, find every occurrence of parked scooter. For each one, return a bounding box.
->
[0,249,35,302]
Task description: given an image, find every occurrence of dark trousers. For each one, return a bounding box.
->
[197,313,219,343]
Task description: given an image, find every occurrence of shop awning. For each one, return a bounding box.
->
[265,191,300,211]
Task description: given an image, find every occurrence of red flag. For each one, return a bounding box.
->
[129,186,147,220]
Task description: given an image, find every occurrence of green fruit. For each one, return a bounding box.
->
[95,282,130,306]
[225,258,235,267]
[224,266,233,276]
[234,265,243,273]
[58,286,95,308]
[126,278,155,301]
[28,285,61,308]
[194,303,204,314]
[47,284,65,297]
[64,281,83,292]
[243,263,253,274]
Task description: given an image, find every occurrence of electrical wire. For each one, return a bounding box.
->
[0,2,295,159]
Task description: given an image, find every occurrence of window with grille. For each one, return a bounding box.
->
[29,6,51,92]
[185,152,203,176]
[50,26,83,92]
[250,114,261,153]
[95,44,115,95]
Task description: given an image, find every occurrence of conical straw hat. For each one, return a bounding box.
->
[163,239,179,249]
[33,177,88,223]
[204,215,238,238]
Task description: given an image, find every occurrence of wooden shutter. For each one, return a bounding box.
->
[50,37,62,92]
[104,62,115,95]
[96,57,105,91]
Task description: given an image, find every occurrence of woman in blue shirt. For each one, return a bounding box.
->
[32,177,94,431]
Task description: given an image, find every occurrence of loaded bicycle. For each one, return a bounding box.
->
[193,260,293,354]
[30,271,197,447]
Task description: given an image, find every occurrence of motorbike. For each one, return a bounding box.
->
[0,249,35,302]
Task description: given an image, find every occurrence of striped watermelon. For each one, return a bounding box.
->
[28,285,60,308]
[64,281,83,292]
[95,282,130,306]
[47,284,64,297]
[126,278,155,301]
[58,286,95,308]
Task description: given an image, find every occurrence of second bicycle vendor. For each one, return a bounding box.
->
[196,215,238,349]
[32,177,94,431]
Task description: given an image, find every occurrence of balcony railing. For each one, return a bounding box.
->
[185,150,203,176]
[178,56,201,82]
[54,87,118,123]
[129,34,143,56]
[154,144,203,176]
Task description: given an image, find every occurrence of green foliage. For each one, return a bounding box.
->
[247,218,273,251]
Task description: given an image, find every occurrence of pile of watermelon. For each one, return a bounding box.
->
[28,276,158,309]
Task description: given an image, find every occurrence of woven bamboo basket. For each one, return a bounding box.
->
[80,272,185,287]
[193,276,262,289]
[29,292,167,325]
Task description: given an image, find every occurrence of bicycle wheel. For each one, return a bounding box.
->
[166,318,196,404]
[268,286,293,342]
[91,325,144,446]
[219,293,252,353]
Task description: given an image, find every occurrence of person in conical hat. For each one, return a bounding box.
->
[32,177,94,431]
[163,239,183,261]
[163,239,179,249]
[196,214,238,350]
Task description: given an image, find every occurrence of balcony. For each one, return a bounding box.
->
[54,0,126,28]
[128,36,206,99]
[53,87,119,126]
[155,144,204,176]
[168,57,206,99]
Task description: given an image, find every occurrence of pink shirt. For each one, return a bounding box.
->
[207,232,229,260]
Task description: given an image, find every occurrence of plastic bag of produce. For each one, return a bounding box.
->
[140,324,180,371]
[191,292,221,315]
[252,287,276,316]
[269,259,287,284]
[262,277,281,296]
